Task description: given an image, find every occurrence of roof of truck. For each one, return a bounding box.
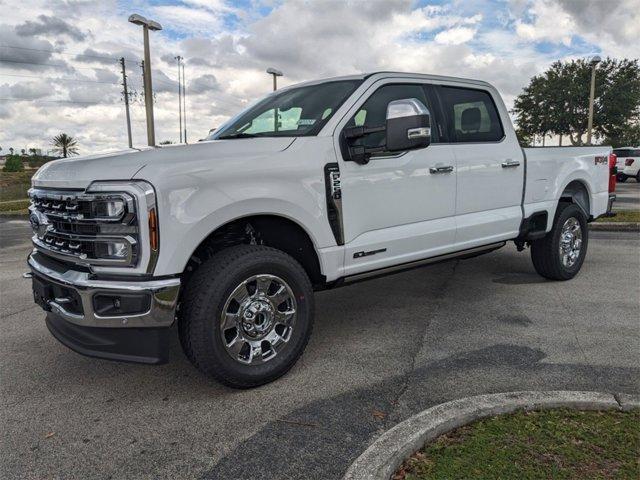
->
[279,71,494,92]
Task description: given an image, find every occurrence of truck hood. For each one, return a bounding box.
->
[31,138,295,189]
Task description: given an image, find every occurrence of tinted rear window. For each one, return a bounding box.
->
[439,87,504,143]
[613,149,640,157]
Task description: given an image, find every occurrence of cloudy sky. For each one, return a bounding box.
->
[0,0,638,154]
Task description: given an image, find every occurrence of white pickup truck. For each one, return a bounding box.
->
[26,72,617,388]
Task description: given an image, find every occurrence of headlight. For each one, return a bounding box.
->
[94,239,134,261]
[86,181,159,274]
[93,199,126,219]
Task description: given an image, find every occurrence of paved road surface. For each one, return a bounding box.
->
[1,229,638,480]
[614,180,639,211]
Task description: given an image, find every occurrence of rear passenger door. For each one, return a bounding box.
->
[437,86,524,248]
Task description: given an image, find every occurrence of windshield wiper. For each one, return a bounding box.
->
[217,132,260,139]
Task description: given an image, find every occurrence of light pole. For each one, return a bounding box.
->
[129,14,162,146]
[266,68,283,133]
[266,67,283,92]
[586,55,601,145]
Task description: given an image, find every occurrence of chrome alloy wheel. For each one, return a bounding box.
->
[220,274,297,365]
[559,217,582,268]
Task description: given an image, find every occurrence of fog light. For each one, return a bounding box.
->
[93,293,151,316]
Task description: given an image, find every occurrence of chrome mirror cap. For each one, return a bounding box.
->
[386,98,430,120]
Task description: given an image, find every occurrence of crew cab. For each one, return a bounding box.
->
[26,72,616,388]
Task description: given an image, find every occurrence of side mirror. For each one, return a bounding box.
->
[385,98,431,152]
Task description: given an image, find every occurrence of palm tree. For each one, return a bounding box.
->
[51,133,79,158]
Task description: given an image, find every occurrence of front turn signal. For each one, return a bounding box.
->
[149,207,159,251]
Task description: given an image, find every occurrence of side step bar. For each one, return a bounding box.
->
[339,241,506,286]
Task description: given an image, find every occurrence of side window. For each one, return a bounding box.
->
[347,84,438,151]
[439,87,504,143]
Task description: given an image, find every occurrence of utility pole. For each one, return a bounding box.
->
[181,61,187,143]
[175,56,183,143]
[120,57,133,148]
[128,14,162,146]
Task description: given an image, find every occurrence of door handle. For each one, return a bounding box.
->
[429,165,454,174]
[501,159,521,168]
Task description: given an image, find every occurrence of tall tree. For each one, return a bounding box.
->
[51,133,79,158]
[512,58,640,145]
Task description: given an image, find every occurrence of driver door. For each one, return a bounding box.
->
[335,81,458,277]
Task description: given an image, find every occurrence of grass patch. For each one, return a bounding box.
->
[0,199,30,213]
[0,170,34,202]
[395,409,639,480]
[595,210,640,223]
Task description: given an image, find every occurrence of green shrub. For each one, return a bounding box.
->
[27,155,52,169]
[3,155,24,172]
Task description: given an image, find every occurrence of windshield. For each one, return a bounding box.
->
[211,80,362,139]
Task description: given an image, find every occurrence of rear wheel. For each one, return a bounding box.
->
[179,245,314,388]
[617,173,627,182]
[530,203,588,280]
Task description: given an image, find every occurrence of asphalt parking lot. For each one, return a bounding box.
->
[1,221,639,480]
[614,179,640,211]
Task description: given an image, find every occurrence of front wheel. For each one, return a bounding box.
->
[617,173,627,182]
[179,245,314,388]
[530,203,588,280]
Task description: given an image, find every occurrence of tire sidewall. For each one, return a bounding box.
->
[199,252,313,384]
[551,204,589,278]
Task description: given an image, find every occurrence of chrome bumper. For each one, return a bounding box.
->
[26,252,180,329]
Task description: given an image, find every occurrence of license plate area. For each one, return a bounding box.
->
[32,276,53,311]
[31,275,84,315]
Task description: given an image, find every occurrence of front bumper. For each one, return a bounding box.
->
[27,251,180,364]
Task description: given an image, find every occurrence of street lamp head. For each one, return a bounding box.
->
[590,55,601,65]
[266,67,283,77]
[128,14,162,30]
[128,14,148,26]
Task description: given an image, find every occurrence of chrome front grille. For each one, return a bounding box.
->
[29,188,139,267]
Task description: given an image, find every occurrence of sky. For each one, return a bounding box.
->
[0,0,638,155]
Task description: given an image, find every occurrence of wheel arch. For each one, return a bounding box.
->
[182,214,325,288]
[559,179,591,219]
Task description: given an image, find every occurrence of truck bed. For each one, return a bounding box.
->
[523,146,612,228]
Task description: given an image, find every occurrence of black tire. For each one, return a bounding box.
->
[530,202,588,281]
[617,173,627,182]
[179,245,314,388]
[636,171,640,183]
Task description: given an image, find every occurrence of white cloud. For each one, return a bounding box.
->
[514,0,575,46]
[434,26,477,45]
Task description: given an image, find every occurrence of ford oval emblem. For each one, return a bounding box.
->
[29,211,50,238]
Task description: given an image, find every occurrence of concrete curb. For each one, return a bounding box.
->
[343,390,639,480]
[589,222,640,232]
